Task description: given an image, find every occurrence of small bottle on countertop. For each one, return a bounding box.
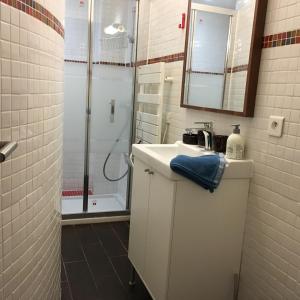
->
[226,124,245,160]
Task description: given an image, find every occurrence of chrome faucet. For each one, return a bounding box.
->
[194,121,214,151]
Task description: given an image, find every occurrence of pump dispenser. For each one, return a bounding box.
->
[226,124,245,160]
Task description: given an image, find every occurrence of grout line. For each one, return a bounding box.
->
[63,259,86,264]
[61,260,74,300]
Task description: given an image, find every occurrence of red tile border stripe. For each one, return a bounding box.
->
[0,0,297,54]
[62,190,93,197]
[0,0,64,38]
[188,70,224,76]
[64,59,133,67]
[94,61,133,67]
[64,59,87,64]
[65,29,300,68]
[187,64,248,76]
[227,64,248,73]
[65,57,248,76]
[136,52,185,66]
[263,29,300,48]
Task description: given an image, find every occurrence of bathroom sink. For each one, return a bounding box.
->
[144,143,211,161]
[132,141,253,181]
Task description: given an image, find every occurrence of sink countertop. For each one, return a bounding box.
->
[132,141,253,181]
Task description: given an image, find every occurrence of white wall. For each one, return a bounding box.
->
[137,0,300,298]
[0,0,64,298]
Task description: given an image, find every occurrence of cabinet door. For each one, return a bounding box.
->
[128,159,151,276]
[144,171,175,300]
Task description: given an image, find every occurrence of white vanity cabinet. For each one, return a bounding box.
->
[128,144,253,300]
[129,159,175,300]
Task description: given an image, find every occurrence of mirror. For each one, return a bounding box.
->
[181,0,268,117]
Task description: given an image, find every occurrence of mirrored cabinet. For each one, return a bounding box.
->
[181,0,268,117]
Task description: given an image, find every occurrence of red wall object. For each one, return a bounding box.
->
[179,13,186,29]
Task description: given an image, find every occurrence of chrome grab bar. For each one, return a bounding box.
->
[0,141,18,163]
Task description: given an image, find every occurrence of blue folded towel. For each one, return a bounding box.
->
[170,154,226,193]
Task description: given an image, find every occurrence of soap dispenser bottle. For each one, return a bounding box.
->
[226,124,245,160]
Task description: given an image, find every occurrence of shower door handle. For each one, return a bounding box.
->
[110,99,115,123]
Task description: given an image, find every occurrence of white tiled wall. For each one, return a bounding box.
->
[138,0,300,298]
[0,1,64,299]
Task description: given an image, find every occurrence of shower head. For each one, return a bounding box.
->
[104,23,126,35]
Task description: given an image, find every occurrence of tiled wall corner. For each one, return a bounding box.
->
[137,0,300,298]
[0,0,64,298]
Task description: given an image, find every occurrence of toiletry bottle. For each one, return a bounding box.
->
[226,124,245,160]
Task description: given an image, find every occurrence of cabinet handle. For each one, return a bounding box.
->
[144,169,150,173]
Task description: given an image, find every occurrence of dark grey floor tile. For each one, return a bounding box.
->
[126,280,153,300]
[109,255,132,288]
[61,222,152,300]
[61,260,68,283]
[110,255,152,299]
[92,223,126,257]
[61,282,73,300]
[83,242,116,281]
[62,226,84,262]
[65,261,100,300]
[97,275,128,300]
[75,224,99,246]
[112,222,129,250]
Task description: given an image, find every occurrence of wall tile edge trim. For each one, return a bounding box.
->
[0,0,64,38]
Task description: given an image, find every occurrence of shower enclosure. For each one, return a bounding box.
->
[62,0,138,216]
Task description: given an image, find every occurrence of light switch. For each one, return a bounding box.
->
[268,116,285,137]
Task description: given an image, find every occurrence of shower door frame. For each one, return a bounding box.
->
[63,0,139,219]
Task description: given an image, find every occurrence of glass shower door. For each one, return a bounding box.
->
[62,0,89,214]
[86,0,137,213]
[62,0,137,216]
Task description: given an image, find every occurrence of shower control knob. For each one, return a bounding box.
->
[144,169,150,173]
[148,171,154,175]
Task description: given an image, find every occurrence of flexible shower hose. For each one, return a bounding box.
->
[102,137,142,182]
[103,137,129,182]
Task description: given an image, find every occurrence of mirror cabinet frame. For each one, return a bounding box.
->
[181,0,268,117]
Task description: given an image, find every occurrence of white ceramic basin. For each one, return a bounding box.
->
[132,141,253,181]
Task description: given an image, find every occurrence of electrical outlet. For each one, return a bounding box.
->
[268,116,285,137]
